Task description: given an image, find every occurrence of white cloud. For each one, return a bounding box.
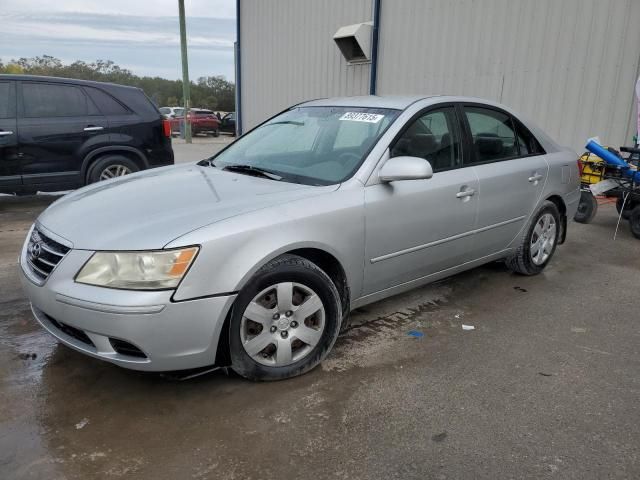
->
[3,0,236,18]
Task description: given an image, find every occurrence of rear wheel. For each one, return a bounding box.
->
[616,196,635,220]
[229,254,341,381]
[574,190,598,224]
[506,201,560,276]
[87,155,139,184]
[629,206,640,239]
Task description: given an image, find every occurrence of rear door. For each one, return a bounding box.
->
[18,81,101,189]
[0,80,20,192]
[461,104,548,259]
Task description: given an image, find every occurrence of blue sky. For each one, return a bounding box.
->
[0,0,237,81]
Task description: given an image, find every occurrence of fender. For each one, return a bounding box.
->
[81,146,150,180]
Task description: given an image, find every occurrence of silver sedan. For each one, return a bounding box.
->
[20,96,580,381]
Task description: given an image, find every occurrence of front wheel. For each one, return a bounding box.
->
[506,201,561,276]
[229,254,342,381]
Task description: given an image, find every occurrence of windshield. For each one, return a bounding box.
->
[210,106,400,185]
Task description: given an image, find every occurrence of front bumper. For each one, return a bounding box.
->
[20,244,235,372]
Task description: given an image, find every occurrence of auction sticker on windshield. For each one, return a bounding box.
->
[339,112,385,123]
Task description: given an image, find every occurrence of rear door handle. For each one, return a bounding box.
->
[84,126,104,132]
[0,131,14,136]
[456,189,476,199]
[528,174,543,183]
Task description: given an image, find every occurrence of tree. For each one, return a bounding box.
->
[0,55,236,111]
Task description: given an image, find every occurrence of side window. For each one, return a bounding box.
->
[85,87,129,115]
[391,107,462,172]
[514,118,544,156]
[22,83,87,118]
[0,82,16,119]
[464,107,518,163]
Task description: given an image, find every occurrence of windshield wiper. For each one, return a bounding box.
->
[222,164,283,181]
[265,120,305,127]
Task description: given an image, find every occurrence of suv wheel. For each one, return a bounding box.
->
[87,155,139,184]
[506,201,561,276]
[229,254,342,381]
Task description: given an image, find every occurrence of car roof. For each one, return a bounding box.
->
[0,74,140,91]
[300,95,437,110]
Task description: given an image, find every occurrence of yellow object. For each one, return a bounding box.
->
[579,152,606,185]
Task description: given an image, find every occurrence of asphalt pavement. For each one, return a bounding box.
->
[1,194,639,479]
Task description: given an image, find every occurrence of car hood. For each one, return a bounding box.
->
[38,164,337,250]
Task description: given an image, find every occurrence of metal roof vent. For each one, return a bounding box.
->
[333,22,373,64]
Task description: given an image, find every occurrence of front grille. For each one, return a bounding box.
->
[47,316,95,347]
[26,227,71,282]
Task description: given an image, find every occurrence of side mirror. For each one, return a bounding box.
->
[379,156,433,182]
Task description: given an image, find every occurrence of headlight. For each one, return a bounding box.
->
[75,247,199,290]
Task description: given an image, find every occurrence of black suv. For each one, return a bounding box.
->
[0,75,174,194]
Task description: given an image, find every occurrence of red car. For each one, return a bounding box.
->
[170,108,220,137]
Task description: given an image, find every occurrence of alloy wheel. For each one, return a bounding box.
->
[99,164,133,181]
[240,282,325,367]
[530,213,557,265]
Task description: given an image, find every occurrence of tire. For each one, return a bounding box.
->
[229,254,342,381]
[87,155,139,184]
[506,201,561,276]
[629,206,640,239]
[616,196,635,220]
[574,190,598,224]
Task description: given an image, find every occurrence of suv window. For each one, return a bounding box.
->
[391,107,462,172]
[86,87,129,115]
[514,118,544,156]
[0,82,16,119]
[464,107,518,163]
[22,83,87,118]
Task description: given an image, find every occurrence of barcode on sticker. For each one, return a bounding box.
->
[339,112,384,123]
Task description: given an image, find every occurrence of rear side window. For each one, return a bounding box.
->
[464,107,518,163]
[85,87,129,115]
[514,119,545,156]
[0,81,16,118]
[22,83,87,118]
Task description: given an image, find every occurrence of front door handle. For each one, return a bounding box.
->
[528,173,543,183]
[456,188,476,199]
[84,126,104,132]
[0,131,14,136]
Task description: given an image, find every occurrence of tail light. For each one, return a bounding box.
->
[577,157,583,176]
[162,119,171,138]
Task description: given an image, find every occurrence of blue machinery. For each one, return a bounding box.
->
[585,139,640,183]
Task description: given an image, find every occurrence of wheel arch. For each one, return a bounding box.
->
[213,244,351,367]
[545,194,568,244]
[82,146,149,182]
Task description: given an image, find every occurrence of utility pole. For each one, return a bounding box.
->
[178,0,192,143]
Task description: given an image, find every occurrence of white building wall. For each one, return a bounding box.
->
[239,0,372,130]
[376,0,640,152]
[239,0,640,152]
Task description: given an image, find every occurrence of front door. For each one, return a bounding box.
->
[460,105,549,259]
[363,106,479,295]
[0,80,20,192]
